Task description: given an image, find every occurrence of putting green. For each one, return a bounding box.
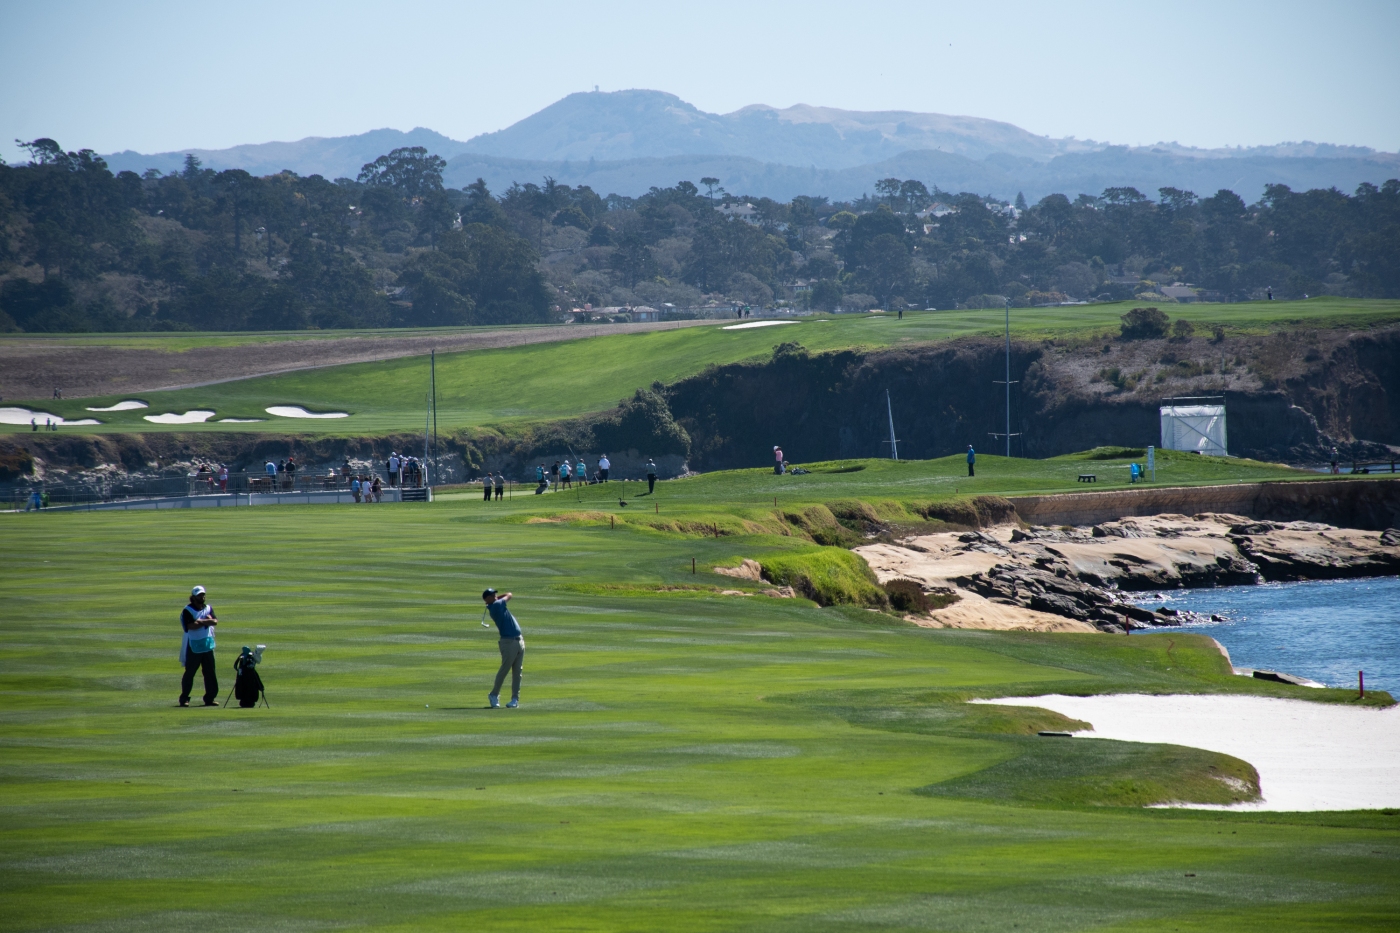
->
[10,297,1399,436]
[2,485,1396,930]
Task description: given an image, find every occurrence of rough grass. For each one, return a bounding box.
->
[1,473,1398,930]
[11,297,1399,435]
[759,546,888,607]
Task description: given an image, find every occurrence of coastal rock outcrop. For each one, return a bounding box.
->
[856,514,1400,633]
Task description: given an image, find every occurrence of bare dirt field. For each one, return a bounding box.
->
[0,320,717,401]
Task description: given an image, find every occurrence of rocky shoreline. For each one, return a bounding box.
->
[856,514,1400,634]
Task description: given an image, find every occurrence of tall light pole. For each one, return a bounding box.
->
[991,298,1020,457]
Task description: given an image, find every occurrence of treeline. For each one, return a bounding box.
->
[0,141,551,331]
[543,175,1400,313]
[2,136,1398,333]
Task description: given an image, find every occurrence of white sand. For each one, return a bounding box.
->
[143,410,215,424]
[265,405,348,418]
[720,320,798,330]
[0,406,101,426]
[976,694,1400,811]
[217,418,263,423]
[85,400,148,412]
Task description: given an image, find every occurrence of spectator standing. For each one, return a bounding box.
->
[494,472,504,500]
[966,445,976,477]
[550,461,560,489]
[25,489,42,511]
[286,456,297,490]
[31,418,37,432]
[351,477,362,503]
[265,460,277,489]
[773,446,784,475]
[372,476,382,502]
[218,465,228,493]
[483,474,493,501]
[389,452,400,486]
[646,458,657,494]
[1330,446,1340,475]
[560,460,572,489]
[598,454,610,482]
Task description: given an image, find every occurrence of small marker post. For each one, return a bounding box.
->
[611,515,615,530]
[692,557,696,574]
[1359,670,1365,699]
[655,502,659,514]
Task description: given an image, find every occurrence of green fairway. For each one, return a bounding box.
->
[2,482,1396,930]
[12,297,1400,436]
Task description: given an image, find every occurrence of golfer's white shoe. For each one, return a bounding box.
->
[506,698,519,708]
[488,694,500,708]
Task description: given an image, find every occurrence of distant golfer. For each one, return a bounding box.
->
[646,458,657,494]
[774,445,784,474]
[483,589,524,708]
[966,445,976,477]
[179,586,219,707]
[598,454,610,482]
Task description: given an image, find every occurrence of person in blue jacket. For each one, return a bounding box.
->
[966,445,976,477]
[483,588,524,708]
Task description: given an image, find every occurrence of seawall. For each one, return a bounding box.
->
[1009,477,1400,530]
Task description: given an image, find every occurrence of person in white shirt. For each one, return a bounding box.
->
[179,586,219,707]
[598,455,610,482]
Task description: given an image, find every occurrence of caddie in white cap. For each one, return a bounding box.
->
[179,585,219,707]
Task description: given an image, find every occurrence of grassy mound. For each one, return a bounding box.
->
[759,546,887,607]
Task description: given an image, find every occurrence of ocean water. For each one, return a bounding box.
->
[1144,577,1400,693]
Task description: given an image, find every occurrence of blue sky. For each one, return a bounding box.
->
[2,0,1397,163]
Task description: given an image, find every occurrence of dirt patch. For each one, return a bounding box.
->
[0,320,716,401]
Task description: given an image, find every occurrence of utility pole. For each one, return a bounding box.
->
[990,298,1020,457]
[430,349,438,466]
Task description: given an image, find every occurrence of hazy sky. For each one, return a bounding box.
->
[3,0,1397,164]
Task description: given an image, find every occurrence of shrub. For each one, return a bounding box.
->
[1120,306,1169,339]
[0,445,35,482]
[883,578,930,613]
[1171,319,1195,340]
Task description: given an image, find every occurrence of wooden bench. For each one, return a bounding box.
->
[1077,474,1097,483]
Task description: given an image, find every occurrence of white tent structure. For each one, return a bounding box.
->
[1160,401,1228,456]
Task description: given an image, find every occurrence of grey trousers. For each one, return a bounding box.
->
[492,636,524,699]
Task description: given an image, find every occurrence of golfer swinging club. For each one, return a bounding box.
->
[482,588,524,708]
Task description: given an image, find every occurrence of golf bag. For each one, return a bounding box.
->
[233,652,265,708]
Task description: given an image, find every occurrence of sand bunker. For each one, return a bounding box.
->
[265,406,348,419]
[218,418,263,423]
[721,320,798,330]
[976,694,1400,811]
[0,406,101,426]
[85,400,148,412]
[143,410,216,424]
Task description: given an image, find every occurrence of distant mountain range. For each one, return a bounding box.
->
[101,89,1400,202]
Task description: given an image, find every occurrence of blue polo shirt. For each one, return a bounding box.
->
[488,600,522,638]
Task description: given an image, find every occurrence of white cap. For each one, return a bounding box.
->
[191,585,206,597]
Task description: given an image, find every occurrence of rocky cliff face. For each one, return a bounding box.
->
[666,327,1400,470]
